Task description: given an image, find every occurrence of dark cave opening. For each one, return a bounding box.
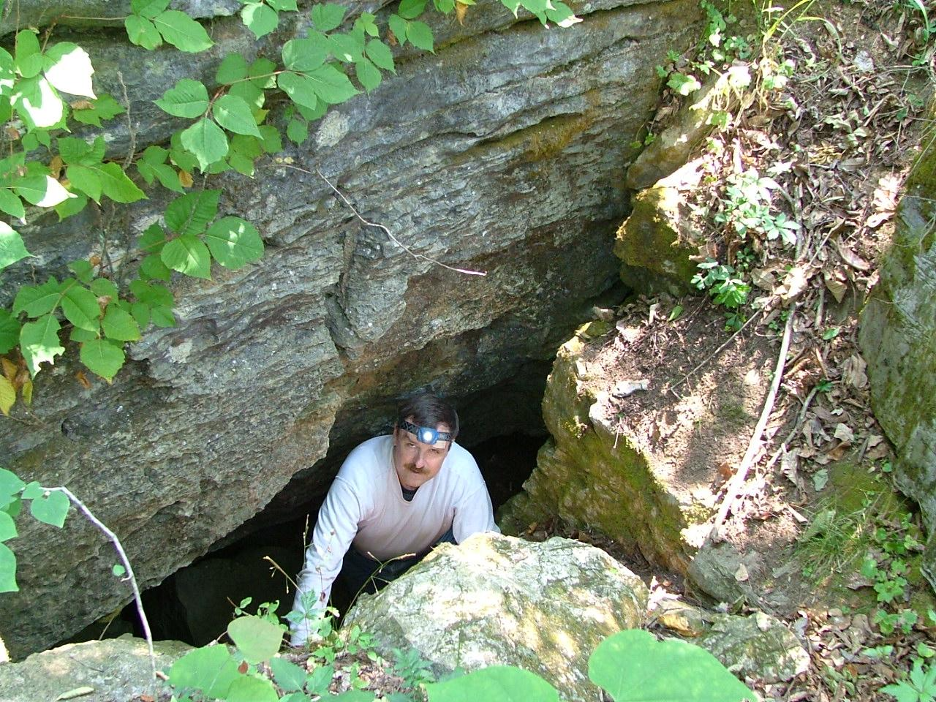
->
[81,429,547,647]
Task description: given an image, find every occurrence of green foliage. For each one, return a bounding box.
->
[392,647,437,689]
[714,168,800,246]
[426,666,559,702]
[882,659,936,702]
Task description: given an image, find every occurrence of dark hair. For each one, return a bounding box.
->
[396,393,459,441]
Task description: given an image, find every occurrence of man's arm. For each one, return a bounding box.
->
[289,477,362,646]
[451,483,500,543]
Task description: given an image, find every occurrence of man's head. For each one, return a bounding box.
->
[392,393,459,491]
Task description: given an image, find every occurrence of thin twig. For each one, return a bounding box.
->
[672,307,764,389]
[705,302,797,544]
[764,384,820,471]
[283,164,486,277]
[52,488,158,687]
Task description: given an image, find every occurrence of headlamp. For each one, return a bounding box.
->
[399,419,452,445]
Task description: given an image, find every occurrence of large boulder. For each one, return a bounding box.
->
[343,533,649,702]
[859,109,936,590]
[0,0,705,657]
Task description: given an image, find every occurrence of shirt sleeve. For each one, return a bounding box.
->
[451,479,500,544]
[289,476,362,645]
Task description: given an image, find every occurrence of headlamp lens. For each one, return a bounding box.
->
[400,420,452,445]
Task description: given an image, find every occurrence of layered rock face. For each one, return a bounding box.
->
[859,134,936,588]
[343,533,649,702]
[0,0,704,657]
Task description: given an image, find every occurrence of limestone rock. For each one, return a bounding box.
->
[0,636,190,702]
[859,104,936,591]
[343,533,649,702]
[0,0,705,657]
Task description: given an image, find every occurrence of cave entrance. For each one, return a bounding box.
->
[80,429,546,648]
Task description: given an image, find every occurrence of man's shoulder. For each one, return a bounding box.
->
[443,443,483,479]
[339,435,393,478]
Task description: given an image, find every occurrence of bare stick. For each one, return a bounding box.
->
[705,303,797,544]
[283,164,486,277]
[672,307,764,389]
[53,488,158,686]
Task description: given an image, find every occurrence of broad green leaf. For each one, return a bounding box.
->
[241,3,279,39]
[71,93,125,127]
[13,279,61,317]
[388,15,409,43]
[95,163,146,203]
[12,174,73,208]
[43,43,95,98]
[667,72,702,96]
[132,0,171,18]
[11,76,65,128]
[156,79,209,118]
[125,15,163,50]
[151,163,184,193]
[140,254,172,281]
[545,1,580,27]
[282,38,328,73]
[228,616,284,664]
[0,469,26,502]
[248,57,279,88]
[169,645,240,698]
[355,12,380,36]
[406,21,435,52]
[154,10,214,52]
[0,222,30,271]
[14,31,42,79]
[226,675,279,702]
[21,482,43,500]
[228,134,263,176]
[69,260,94,284]
[58,136,105,166]
[312,3,347,31]
[162,235,211,278]
[29,489,69,527]
[216,53,248,85]
[0,509,16,540]
[80,338,125,380]
[20,314,65,376]
[0,47,13,95]
[131,279,174,308]
[228,79,265,110]
[130,301,151,328]
[329,33,364,63]
[355,57,381,93]
[399,0,428,20]
[70,326,97,343]
[0,310,20,354]
[55,193,88,221]
[60,283,101,332]
[331,693,375,702]
[286,117,308,145]
[102,305,141,342]
[0,376,14,416]
[257,125,283,153]
[281,66,358,106]
[588,630,757,702]
[213,94,261,137]
[180,119,229,172]
[435,0,456,12]
[269,657,305,693]
[164,190,220,236]
[425,667,558,702]
[90,278,119,299]
[267,0,299,10]
[66,164,103,201]
[0,542,18,593]
[365,40,395,73]
[140,145,170,165]
[205,216,264,268]
[139,222,168,254]
[277,71,318,110]
[0,189,25,220]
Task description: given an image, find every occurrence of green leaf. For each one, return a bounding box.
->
[156,79,209,118]
[329,33,364,63]
[282,38,328,72]
[425,667,558,702]
[181,118,229,172]
[389,15,409,44]
[257,125,283,153]
[355,12,380,36]
[169,645,240,698]
[0,376,14,416]
[267,0,299,10]
[164,190,220,236]
[277,71,318,110]
[14,279,62,318]
[399,0,428,20]
[365,40,395,73]
[154,10,214,52]
[0,222,30,271]
[282,66,358,106]
[71,93,125,127]
[14,31,42,79]
[125,15,163,50]
[0,542,18,593]
[103,305,141,342]
[96,163,146,204]
[80,338,126,380]
[241,3,279,39]
[113,564,126,577]
[311,3,347,31]
[60,283,101,332]
[132,0,170,19]
[286,117,308,145]
[43,43,95,98]
[406,21,435,52]
[216,53,249,85]
[11,76,65,129]
[355,57,381,93]
[0,310,20,354]
[29,489,69,528]
[213,94,261,137]
[90,278,119,299]
[55,193,88,221]
[588,630,757,702]
[667,72,702,96]
[140,254,172,281]
[331,693,375,702]
[162,235,211,279]
[205,216,264,268]
[58,136,105,166]
[0,189,25,220]
[0,509,16,540]
[65,164,103,201]
[0,469,26,502]
[226,675,279,702]
[269,657,306,693]
[228,615,284,663]
[12,174,74,208]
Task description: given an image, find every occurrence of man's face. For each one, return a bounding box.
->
[392,419,452,490]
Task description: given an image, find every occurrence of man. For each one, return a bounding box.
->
[289,393,499,646]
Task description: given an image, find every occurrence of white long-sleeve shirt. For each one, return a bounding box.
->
[289,434,498,644]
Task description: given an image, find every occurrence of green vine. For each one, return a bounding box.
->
[0,0,579,416]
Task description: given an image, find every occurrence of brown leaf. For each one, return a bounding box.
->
[842,354,868,389]
[455,1,469,24]
[1,358,17,382]
[238,660,249,674]
[49,155,64,180]
[824,269,849,303]
[75,371,92,390]
[70,99,94,111]
[835,240,871,271]
[178,170,194,188]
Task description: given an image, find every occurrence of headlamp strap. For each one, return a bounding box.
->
[399,420,452,445]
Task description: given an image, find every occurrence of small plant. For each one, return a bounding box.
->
[881,659,936,701]
[714,168,800,246]
[392,646,437,690]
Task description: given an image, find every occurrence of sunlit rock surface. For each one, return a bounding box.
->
[343,533,648,702]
